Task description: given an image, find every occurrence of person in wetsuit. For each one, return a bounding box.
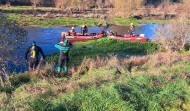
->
[25,41,45,71]
[55,32,73,75]
[81,25,88,35]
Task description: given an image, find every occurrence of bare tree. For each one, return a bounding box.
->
[5,1,11,7]
[155,22,190,51]
[30,0,42,7]
[0,14,27,75]
[113,0,143,18]
[53,0,70,9]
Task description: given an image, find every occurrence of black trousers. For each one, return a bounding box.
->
[58,57,69,68]
[130,30,134,37]
[29,57,39,70]
[82,30,87,35]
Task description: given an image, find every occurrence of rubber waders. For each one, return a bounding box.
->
[64,66,68,72]
[58,67,61,73]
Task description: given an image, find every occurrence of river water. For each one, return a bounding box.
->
[24,23,160,55]
[13,23,160,73]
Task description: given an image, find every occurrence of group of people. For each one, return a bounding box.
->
[68,25,88,36]
[25,23,135,76]
[107,23,135,37]
[25,32,73,77]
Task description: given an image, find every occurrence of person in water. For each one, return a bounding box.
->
[129,23,135,37]
[68,27,75,36]
[81,25,88,35]
[55,32,73,76]
[25,41,45,71]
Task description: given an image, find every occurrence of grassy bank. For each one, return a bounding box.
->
[2,6,189,27]
[0,51,190,110]
[5,13,103,27]
[46,38,157,66]
[114,17,190,26]
[0,6,105,27]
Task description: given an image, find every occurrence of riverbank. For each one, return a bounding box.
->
[46,38,157,66]
[1,6,190,27]
[0,51,190,110]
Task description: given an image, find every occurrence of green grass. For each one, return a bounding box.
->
[5,13,103,27]
[0,6,104,27]
[113,17,190,26]
[115,75,190,111]
[1,55,190,110]
[47,38,157,66]
[1,6,186,27]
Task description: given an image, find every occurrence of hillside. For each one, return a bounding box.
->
[0,51,190,110]
[0,38,190,110]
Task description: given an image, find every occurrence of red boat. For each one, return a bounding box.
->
[107,34,149,42]
[64,31,106,42]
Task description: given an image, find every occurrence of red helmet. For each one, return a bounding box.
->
[61,32,66,41]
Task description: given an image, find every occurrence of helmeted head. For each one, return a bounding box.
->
[61,32,66,41]
[131,23,134,26]
[72,27,75,29]
[82,25,85,28]
[32,41,36,46]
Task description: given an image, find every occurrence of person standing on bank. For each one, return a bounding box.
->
[81,25,88,35]
[55,32,73,76]
[129,23,135,37]
[25,41,45,71]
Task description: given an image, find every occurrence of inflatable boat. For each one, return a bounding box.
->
[107,34,149,42]
[65,31,106,42]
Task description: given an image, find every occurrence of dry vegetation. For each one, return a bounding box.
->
[1,0,190,19]
[154,22,190,51]
[1,51,190,110]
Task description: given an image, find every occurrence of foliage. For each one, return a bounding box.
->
[0,72,31,93]
[9,72,31,87]
[155,22,190,51]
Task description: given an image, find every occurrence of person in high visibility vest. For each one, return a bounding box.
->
[25,41,45,71]
[55,32,73,76]
[81,25,88,35]
[129,23,135,37]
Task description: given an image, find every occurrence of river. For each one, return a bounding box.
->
[13,23,160,73]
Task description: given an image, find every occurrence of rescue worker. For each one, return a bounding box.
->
[81,25,88,35]
[25,41,45,71]
[68,27,75,36]
[129,23,135,37]
[55,32,73,76]
[107,30,115,36]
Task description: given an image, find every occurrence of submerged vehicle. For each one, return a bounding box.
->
[64,31,106,42]
[107,34,149,42]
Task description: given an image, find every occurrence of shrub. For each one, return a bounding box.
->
[9,72,31,87]
[155,23,190,52]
